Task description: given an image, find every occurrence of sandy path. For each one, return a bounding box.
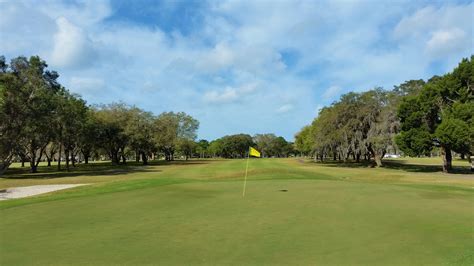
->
[0,184,88,200]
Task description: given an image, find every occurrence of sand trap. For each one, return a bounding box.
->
[0,184,88,200]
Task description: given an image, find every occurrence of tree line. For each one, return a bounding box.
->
[0,56,200,175]
[206,133,294,158]
[295,56,473,173]
[0,56,294,176]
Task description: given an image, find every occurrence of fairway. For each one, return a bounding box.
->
[1,159,473,265]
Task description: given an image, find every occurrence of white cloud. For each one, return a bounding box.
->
[198,42,235,72]
[203,87,238,103]
[276,104,294,114]
[426,28,467,58]
[0,1,56,55]
[393,3,473,61]
[203,82,258,104]
[37,0,112,28]
[50,17,95,68]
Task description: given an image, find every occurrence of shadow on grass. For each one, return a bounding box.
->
[314,159,472,175]
[3,159,215,179]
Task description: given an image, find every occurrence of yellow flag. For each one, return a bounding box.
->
[249,147,261,158]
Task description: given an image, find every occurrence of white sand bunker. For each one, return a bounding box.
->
[0,184,88,200]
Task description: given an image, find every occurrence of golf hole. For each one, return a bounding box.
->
[279,189,288,192]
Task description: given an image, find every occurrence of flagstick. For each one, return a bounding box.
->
[242,150,250,197]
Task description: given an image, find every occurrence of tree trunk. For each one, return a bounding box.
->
[142,152,148,165]
[0,164,9,176]
[136,151,140,163]
[367,145,383,167]
[440,145,452,173]
[374,155,383,167]
[111,150,119,165]
[84,156,89,164]
[71,150,76,167]
[30,147,37,173]
[65,149,70,172]
[30,163,37,173]
[21,160,25,167]
[356,153,361,163]
[460,153,465,160]
[57,144,62,171]
[468,154,473,172]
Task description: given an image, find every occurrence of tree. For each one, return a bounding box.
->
[95,103,130,165]
[1,56,61,173]
[44,142,58,167]
[126,107,155,165]
[309,107,338,161]
[57,91,88,171]
[78,109,100,164]
[208,139,224,157]
[393,79,425,96]
[294,126,313,157]
[301,88,400,166]
[397,56,473,172]
[270,136,291,157]
[177,139,196,160]
[195,139,209,158]
[0,56,17,175]
[218,134,254,158]
[253,133,277,157]
[154,112,199,161]
[363,89,399,167]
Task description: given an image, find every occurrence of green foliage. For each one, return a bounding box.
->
[94,103,131,164]
[0,56,62,173]
[303,88,399,165]
[395,128,433,157]
[195,139,210,158]
[393,79,425,96]
[296,56,472,171]
[209,134,254,158]
[208,139,224,157]
[294,125,313,156]
[56,91,89,170]
[154,112,199,160]
[125,107,156,164]
[397,56,473,172]
[176,139,196,160]
[253,134,293,157]
[435,118,471,154]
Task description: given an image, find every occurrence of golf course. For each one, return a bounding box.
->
[1,158,472,265]
[1,0,474,265]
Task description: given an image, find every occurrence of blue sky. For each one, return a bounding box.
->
[1,0,472,140]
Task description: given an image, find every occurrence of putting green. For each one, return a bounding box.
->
[1,178,472,265]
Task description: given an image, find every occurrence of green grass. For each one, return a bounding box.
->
[1,158,473,265]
